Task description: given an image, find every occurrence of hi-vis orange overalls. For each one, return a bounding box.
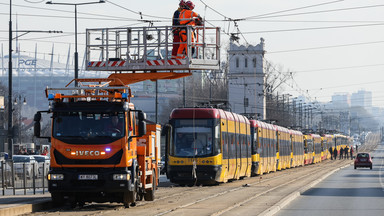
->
[177,9,199,59]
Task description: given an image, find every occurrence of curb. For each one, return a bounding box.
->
[260,162,352,216]
[0,199,51,216]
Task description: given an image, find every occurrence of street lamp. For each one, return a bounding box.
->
[46,0,105,87]
[14,96,26,148]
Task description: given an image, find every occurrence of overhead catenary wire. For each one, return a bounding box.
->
[240,3,384,21]
[242,0,345,20]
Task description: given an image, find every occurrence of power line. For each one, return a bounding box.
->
[242,4,384,20]
[0,2,135,21]
[0,12,148,22]
[268,40,384,54]
[106,0,169,20]
[241,22,384,34]
[242,0,345,20]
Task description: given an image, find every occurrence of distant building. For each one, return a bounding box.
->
[228,38,266,119]
[351,90,372,108]
[331,93,350,109]
[1,52,102,110]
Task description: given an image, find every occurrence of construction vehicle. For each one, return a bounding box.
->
[33,25,220,207]
[33,78,161,207]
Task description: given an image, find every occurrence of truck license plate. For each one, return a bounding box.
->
[78,174,98,180]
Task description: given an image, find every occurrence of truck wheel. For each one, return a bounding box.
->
[51,192,64,207]
[144,172,156,201]
[123,191,135,208]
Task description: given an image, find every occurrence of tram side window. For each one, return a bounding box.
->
[255,132,260,155]
[261,137,265,157]
[242,134,247,158]
[247,134,251,158]
[223,132,228,159]
[239,135,243,158]
[214,125,221,155]
[229,134,235,159]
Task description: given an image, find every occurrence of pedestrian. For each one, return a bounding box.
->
[176,1,203,59]
[171,0,186,59]
[344,146,349,159]
[329,147,333,160]
[339,147,343,159]
[355,145,358,153]
[350,146,354,159]
[41,146,48,156]
[333,148,337,160]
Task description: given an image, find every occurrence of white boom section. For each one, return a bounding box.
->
[86,26,220,72]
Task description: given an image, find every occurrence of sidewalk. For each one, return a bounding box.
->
[0,188,51,216]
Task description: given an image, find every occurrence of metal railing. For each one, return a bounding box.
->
[0,160,49,195]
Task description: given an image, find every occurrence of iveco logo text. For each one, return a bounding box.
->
[76,151,100,156]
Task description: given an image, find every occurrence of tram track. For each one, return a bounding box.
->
[29,134,380,216]
[29,159,354,216]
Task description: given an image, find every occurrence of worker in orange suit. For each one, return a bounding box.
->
[176,1,203,59]
[171,0,186,59]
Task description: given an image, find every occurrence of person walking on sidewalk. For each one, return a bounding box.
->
[344,146,349,159]
[333,148,337,160]
[340,147,344,159]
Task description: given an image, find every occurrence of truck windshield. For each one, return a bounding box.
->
[53,112,125,142]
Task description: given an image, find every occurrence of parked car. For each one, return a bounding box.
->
[32,155,50,177]
[11,155,38,179]
[354,152,373,169]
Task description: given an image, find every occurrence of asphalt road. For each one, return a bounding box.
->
[276,142,384,216]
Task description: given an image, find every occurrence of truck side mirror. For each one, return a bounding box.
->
[130,110,147,138]
[138,111,146,121]
[34,112,42,137]
[138,120,146,137]
[34,112,41,122]
[32,111,51,141]
[137,110,146,137]
[34,121,41,137]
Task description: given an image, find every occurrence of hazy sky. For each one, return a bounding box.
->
[1,0,384,107]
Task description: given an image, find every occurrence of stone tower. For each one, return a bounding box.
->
[228,38,266,119]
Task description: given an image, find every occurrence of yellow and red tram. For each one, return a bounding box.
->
[321,134,333,160]
[275,125,291,170]
[249,120,277,175]
[164,108,352,185]
[290,129,304,168]
[166,108,251,185]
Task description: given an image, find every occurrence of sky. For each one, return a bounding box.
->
[1,0,384,107]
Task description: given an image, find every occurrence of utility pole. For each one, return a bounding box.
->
[8,0,13,157]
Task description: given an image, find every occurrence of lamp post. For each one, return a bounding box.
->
[46,0,105,87]
[14,96,26,147]
[8,0,13,158]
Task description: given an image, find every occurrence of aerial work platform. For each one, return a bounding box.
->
[86,26,220,72]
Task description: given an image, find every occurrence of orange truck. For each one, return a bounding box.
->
[33,78,160,208]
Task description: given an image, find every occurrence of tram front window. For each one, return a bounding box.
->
[173,128,213,157]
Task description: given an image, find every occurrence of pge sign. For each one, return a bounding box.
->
[19,59,37,66]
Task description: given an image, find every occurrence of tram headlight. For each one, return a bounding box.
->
[113,174,130,181]
[48,174,64,181]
